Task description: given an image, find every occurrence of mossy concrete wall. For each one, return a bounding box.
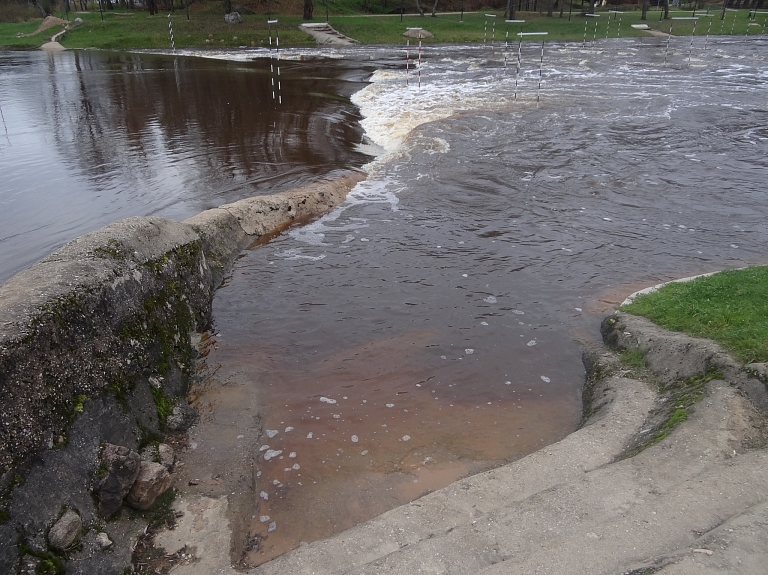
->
[0,172,364,574]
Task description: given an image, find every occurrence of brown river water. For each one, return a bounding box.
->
[2,37,767,567]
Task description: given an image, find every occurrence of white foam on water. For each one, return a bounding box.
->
[264,449,283,461]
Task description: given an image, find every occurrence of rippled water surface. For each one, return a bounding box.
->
[0,50,371,282]
[187,37,768,567]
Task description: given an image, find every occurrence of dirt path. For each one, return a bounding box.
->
[17,15,65,38]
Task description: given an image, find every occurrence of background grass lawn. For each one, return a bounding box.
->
[0,3,761,50]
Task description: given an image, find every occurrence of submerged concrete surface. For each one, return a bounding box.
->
[158,312,768,575]
[0,171,364,574]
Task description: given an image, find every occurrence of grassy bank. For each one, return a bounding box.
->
[0,3,762,50]
[621,266,768,364]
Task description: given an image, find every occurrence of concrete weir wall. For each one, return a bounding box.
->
[0,172,364,573]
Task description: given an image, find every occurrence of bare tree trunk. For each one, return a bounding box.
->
[431,0,438,16]
[662,0,670,18]
[506,0,515,18]
[588,0,595,14]
[223,0,232,14]
[34,0,47,17]
[547,0,553,16]
[303,0,314,19]
[414,0,425,16]
[641,0,649,19]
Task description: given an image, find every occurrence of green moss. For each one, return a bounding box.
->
[150,386,173,424]
[137,422,163,451]
[128,487,177,529]
[93,238,127,260]
[18,542,65,575]
[623,366,720,457]
[620,348,647,370]
[72,394,86,415]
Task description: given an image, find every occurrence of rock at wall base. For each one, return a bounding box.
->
[125,461,173,511]
[96,444,142,518]
[48,509,82,551]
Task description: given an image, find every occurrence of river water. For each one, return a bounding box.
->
[190,37,768,567]
[2,35,767,568]
[0,50,371,283]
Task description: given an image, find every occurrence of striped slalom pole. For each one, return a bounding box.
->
[607,10,624,39]
[664,20,673,64]
[168,14,175,53]
[406,37,410,86]
[418,35,422,89]
[688,18,698,64]
[517,32,548,101]
[484,14,496,45]
[275,24,282,104]
[504,20,525,76]
[406,28,421,87]
[583,14,599,48]
[514,35,522,99]
[268,19,280,103]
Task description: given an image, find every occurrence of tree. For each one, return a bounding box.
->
[547,0,553,17]
[303,0,314,19]
[661,0,670,19]
[431,0,438,16]
[641,0,649,20]
[506,0,514,19]
[414,0,425,16]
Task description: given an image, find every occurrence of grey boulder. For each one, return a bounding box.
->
[224,11,242,24]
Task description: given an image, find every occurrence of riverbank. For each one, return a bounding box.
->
[153,304,768,574]
[0,172,364,574]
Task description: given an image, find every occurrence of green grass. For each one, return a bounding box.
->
[0,3,761,50]
[621,266,768,364]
